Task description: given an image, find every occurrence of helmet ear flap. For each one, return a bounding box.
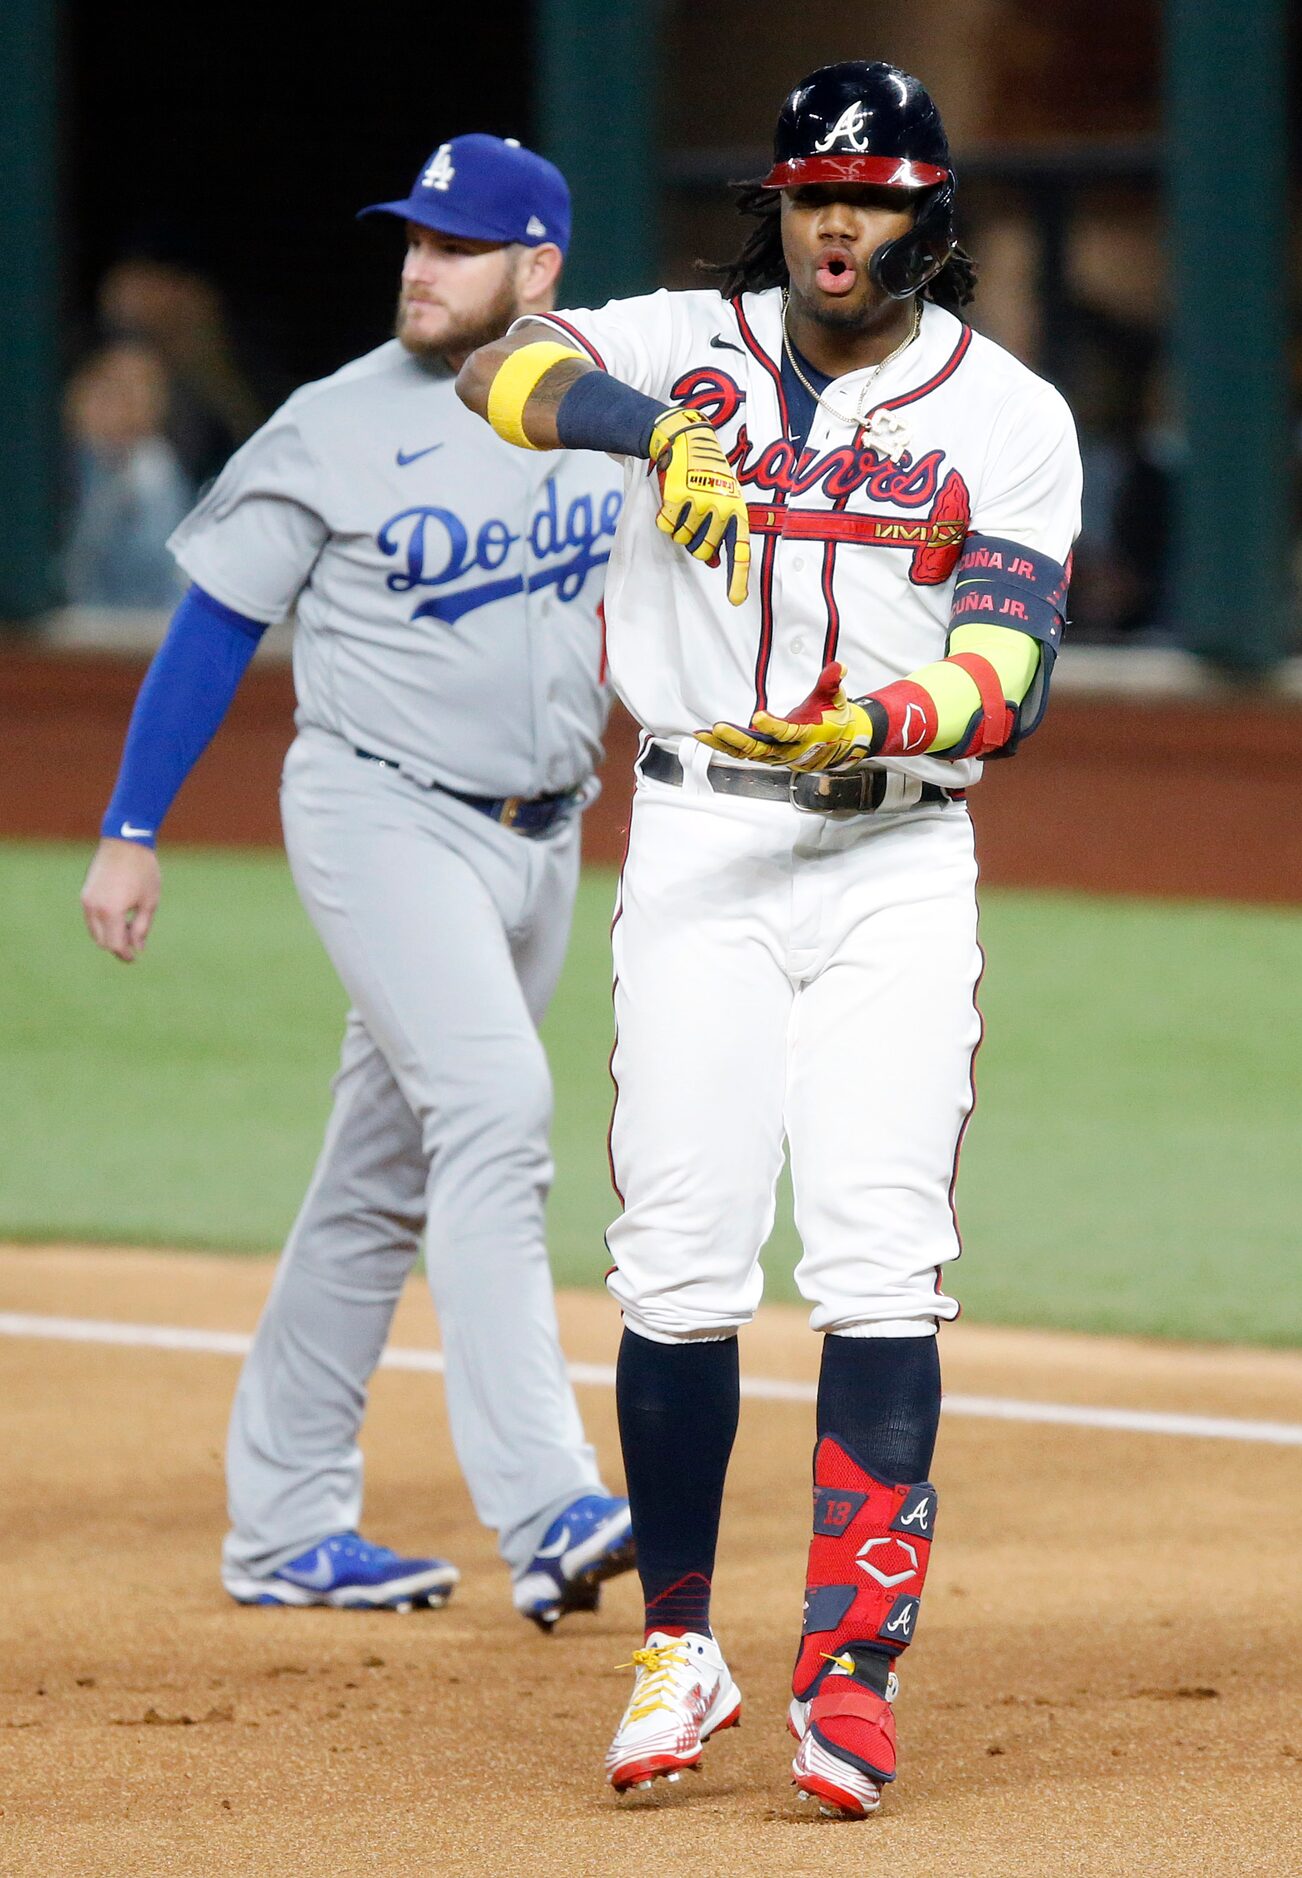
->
[869,179,956,300]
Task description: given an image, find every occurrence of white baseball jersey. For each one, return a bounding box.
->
[169,339,622,799]
[530,290,1081,790]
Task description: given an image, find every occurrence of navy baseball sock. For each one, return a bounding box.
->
[615,1328,740,1638]
[816,1332,941,1482]
[814,1333,941,1693]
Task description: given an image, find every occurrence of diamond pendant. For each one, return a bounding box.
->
[860,405,912,461]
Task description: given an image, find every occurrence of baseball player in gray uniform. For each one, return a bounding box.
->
[79,134,634,1626]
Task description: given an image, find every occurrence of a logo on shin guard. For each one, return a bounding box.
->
[882,1595,920,1642]
[892,1485,937,1536]
[855,1537,919,1589]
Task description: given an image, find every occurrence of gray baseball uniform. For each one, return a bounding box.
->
[167,337,623,1576]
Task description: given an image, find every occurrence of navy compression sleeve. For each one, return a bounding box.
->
[100,585,270,846]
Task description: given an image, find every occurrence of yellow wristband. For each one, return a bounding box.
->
[486,341,586,450]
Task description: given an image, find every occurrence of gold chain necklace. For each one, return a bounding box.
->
[780,292,921,436]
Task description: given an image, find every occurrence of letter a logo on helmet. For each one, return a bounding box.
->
[813,102,872,153]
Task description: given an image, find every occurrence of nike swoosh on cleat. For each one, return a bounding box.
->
[709,335,743,354]
[534,1525,570,1561]
[280,1548,335,1590]
[395,444,443,466]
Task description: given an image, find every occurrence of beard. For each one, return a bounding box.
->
[395,268,523,366]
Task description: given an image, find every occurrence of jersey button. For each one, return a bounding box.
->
[791,636,805,654]
[791,556,805,572]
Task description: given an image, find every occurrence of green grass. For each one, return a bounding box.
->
[2,841,1299,1345]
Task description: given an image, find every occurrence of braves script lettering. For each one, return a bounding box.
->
[669,371,950,512]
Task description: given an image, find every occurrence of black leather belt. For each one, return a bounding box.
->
[354,748,580,837]
[638,741,961,814]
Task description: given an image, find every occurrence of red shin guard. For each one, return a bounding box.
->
[793,1436,937,1702]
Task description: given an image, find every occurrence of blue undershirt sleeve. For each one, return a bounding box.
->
[100,584,270,846]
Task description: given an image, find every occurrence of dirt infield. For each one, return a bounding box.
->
[2,1247,1299,1877]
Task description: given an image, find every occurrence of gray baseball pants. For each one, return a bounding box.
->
[222,725,605,1581]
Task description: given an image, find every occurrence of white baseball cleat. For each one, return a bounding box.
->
[789,1664,899,1819]
[605,1630,741,1793]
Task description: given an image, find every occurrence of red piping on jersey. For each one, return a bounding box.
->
[731,297,789,712]
[746,506,968,550]
[866,322,972,419]
[604,767,641,1221]
[943,883,985,1311]
[752,533,780,711]
[540,314,608,373]
[730,297,790,433]
[819,540,840,667]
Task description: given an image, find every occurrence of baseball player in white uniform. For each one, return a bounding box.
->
[80,134,636,1628]
[460,64,1080,1810]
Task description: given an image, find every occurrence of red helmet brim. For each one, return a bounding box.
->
[762,155,949,191]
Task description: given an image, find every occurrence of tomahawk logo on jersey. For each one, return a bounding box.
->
[530,289,1079,790]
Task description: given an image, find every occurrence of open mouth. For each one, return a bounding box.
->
[814,250,858,296]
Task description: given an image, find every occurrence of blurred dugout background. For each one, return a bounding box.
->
[1,0,1299,659]
[0,0,1299,1342]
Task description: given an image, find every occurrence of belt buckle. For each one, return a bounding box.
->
[499,796,524,830]
[791,769,873,814]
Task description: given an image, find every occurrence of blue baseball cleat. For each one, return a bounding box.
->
[223,1533,459,1611]
[512,1493,636,1631]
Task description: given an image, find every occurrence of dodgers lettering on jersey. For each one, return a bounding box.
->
[528,290,1081,790]
[378,473,620,626]
[168,341,622,798]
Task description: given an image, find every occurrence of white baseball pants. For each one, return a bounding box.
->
[606,740,983,1344]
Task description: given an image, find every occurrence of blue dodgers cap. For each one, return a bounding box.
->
[358,134,571,252]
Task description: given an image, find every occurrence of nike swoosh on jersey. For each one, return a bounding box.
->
[395,444,444,467]
[709,335,743,354]
[280,1548,336,1590]
[119,823,153,839]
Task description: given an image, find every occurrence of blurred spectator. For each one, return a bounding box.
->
[61,340,194,607]
[97,256,266,486]
[1063,305,1175,642]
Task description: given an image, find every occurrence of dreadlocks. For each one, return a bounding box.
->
[708,184,978,316]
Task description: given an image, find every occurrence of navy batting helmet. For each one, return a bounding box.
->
[762,62,957,300]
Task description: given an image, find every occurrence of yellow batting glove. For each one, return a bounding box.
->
[648,408,750,606]
[698,662,880,770]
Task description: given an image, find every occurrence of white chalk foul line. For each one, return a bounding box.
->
[2,1311,1300,1447]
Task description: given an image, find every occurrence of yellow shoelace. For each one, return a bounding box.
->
[617,1642,691,1723]
[821,1650,855,1674]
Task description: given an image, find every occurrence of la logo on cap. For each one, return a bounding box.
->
[421,144,455,192]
